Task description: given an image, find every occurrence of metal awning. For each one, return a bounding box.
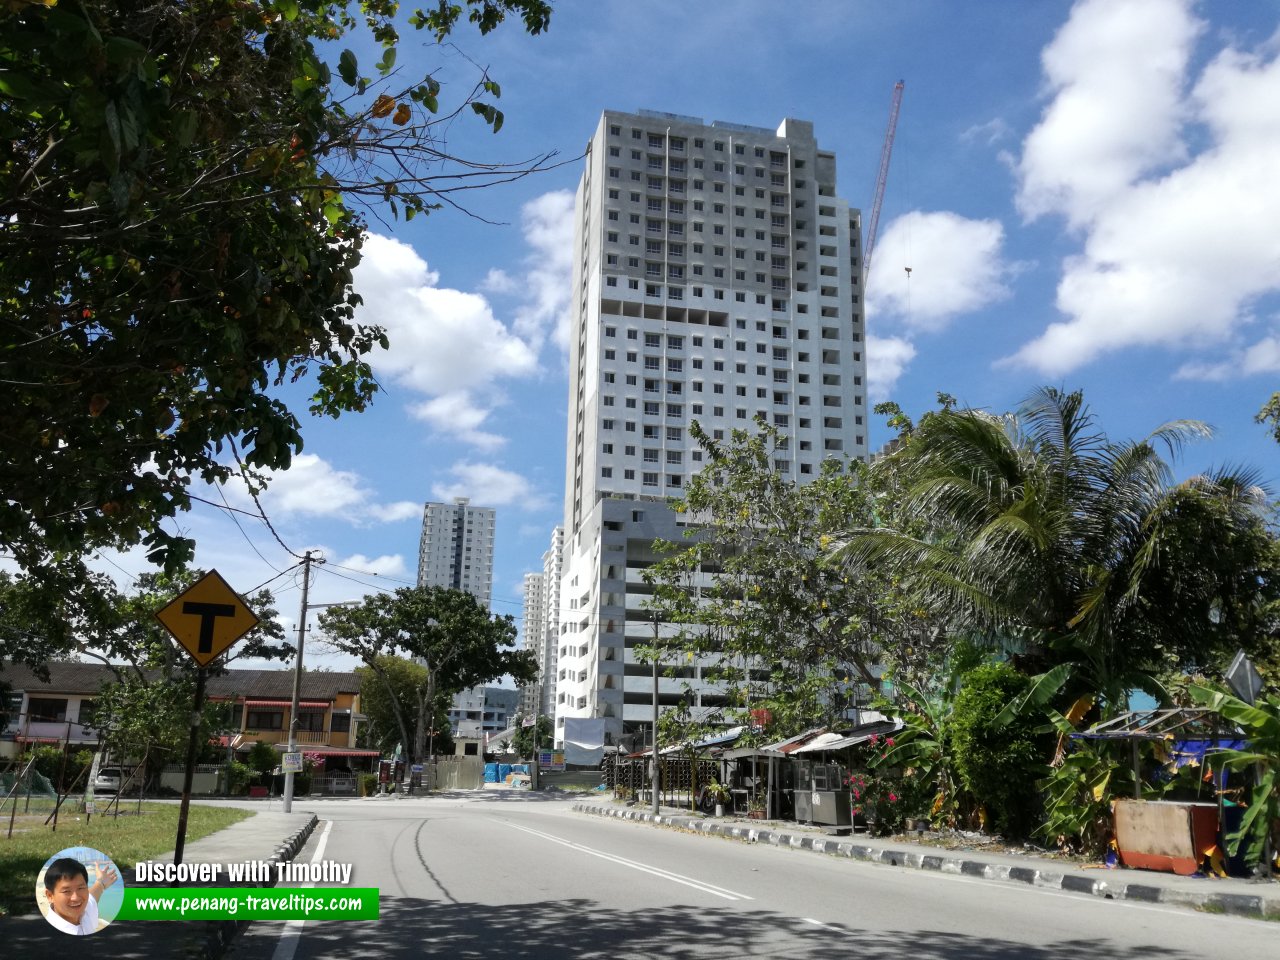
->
[243,700,329,709]
[1071,709,1228,741]
[275,747,380,757]
[789,720,904,754]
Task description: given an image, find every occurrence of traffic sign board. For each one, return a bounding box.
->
[155,570,260,666]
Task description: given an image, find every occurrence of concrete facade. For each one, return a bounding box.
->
[551,109,868,748]
[416,497,496,607]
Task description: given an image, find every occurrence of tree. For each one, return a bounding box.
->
[948,662,1049,838]
[835,388,1276,715]
[511,714,552,758]
[0,0,555,638]
[318,586,535,765]
[356,654,453,757]
[643,417,935,737]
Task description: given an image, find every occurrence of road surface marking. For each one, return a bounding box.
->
[271,819,333,960]
[803,918,839,930]
[503,821,754,901]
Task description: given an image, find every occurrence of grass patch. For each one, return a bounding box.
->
[0,802,251,917]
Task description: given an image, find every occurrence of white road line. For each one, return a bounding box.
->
[271,819,333,960]
[503,821,754,901]
[802,918,839,930]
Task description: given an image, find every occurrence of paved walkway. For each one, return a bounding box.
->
[0,805,318,958]
[575,800,1280,919]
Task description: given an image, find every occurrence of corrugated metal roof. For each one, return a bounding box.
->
[789,720,904,753]
[1,661,361,699]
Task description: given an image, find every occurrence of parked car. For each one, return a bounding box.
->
[93,767,124,793]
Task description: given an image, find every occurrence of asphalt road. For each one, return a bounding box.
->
[233,793,1278,959]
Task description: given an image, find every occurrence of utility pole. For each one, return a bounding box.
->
[530,682,541,791]
[651,611,660,816]
[282,550,316,814]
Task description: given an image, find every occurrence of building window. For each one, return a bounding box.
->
[28,697,68,721]
[246,709,284,731]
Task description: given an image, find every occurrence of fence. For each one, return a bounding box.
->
[433,756,485,790]
[603,754,718,809]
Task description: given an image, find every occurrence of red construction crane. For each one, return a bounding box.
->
[863,80,904,287]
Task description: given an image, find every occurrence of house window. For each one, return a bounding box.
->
[28,697,68,722]
[246,709,284,730]
[297,710,326,732]
[330,713,352,734]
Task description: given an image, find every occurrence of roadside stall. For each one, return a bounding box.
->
[1072,708,1245,875]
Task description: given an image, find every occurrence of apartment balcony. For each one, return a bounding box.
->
[239,729,335,746]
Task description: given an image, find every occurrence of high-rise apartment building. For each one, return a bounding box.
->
[519,526,564,719]
[416,497,495,607]
[519,571,544,716]
[553,110,869,747]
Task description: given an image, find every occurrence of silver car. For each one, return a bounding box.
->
[93,767,124,793]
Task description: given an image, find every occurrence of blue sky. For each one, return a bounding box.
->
[94,0,1280,669]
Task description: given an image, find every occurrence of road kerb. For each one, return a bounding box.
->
[574,802,1279,920]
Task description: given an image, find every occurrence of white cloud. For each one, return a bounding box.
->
[1175,330,1280,381]
[1005,4,1280,375]
[331,553,410,579]
[866,211,1015,332]
[960,118,1012,147]
[510,190,576,351]
[481,268,518,294]
[219,454,417,526]
[866,335,917,401]
[431,462,547,509]
[409,391,507,450]
[1015,0,1202,228]
[352,194,574,448]
[353,233,538,448]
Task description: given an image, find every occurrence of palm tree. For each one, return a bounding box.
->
[835,388,1269,715]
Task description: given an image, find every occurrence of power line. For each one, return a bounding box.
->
[92,551,139,586]
[229,440,305,560]
[215,483,287,574]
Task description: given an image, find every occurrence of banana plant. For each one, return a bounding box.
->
[1191,685,1280,866]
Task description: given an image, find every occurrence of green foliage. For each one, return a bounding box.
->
[1038,738,1134,856]
[246,740,278,776]
[874,676,972,828]
[512,714,552,758]
[1257,391,1280,445]
[841,388,1276,717]
[320,587,533,765]
[356,655,435,756]
[23,745,88,792]
[226,760,253,795]
[1191,684,1280,865]
[846,766,915,837]
[0,1,554,638]
[359,772,379,797]
[950,663,1048,838]
[644,417,937,737]
[72,569,287,768]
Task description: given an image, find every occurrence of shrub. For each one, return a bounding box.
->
[227,760,253,795]
[950,663,1049,838]
[358,773,379,797]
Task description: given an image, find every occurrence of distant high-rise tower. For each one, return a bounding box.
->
[518,525,563,719]
[417,497,495,608]
[554,109,869,746]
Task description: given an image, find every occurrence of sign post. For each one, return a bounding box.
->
[155,570,260,865]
